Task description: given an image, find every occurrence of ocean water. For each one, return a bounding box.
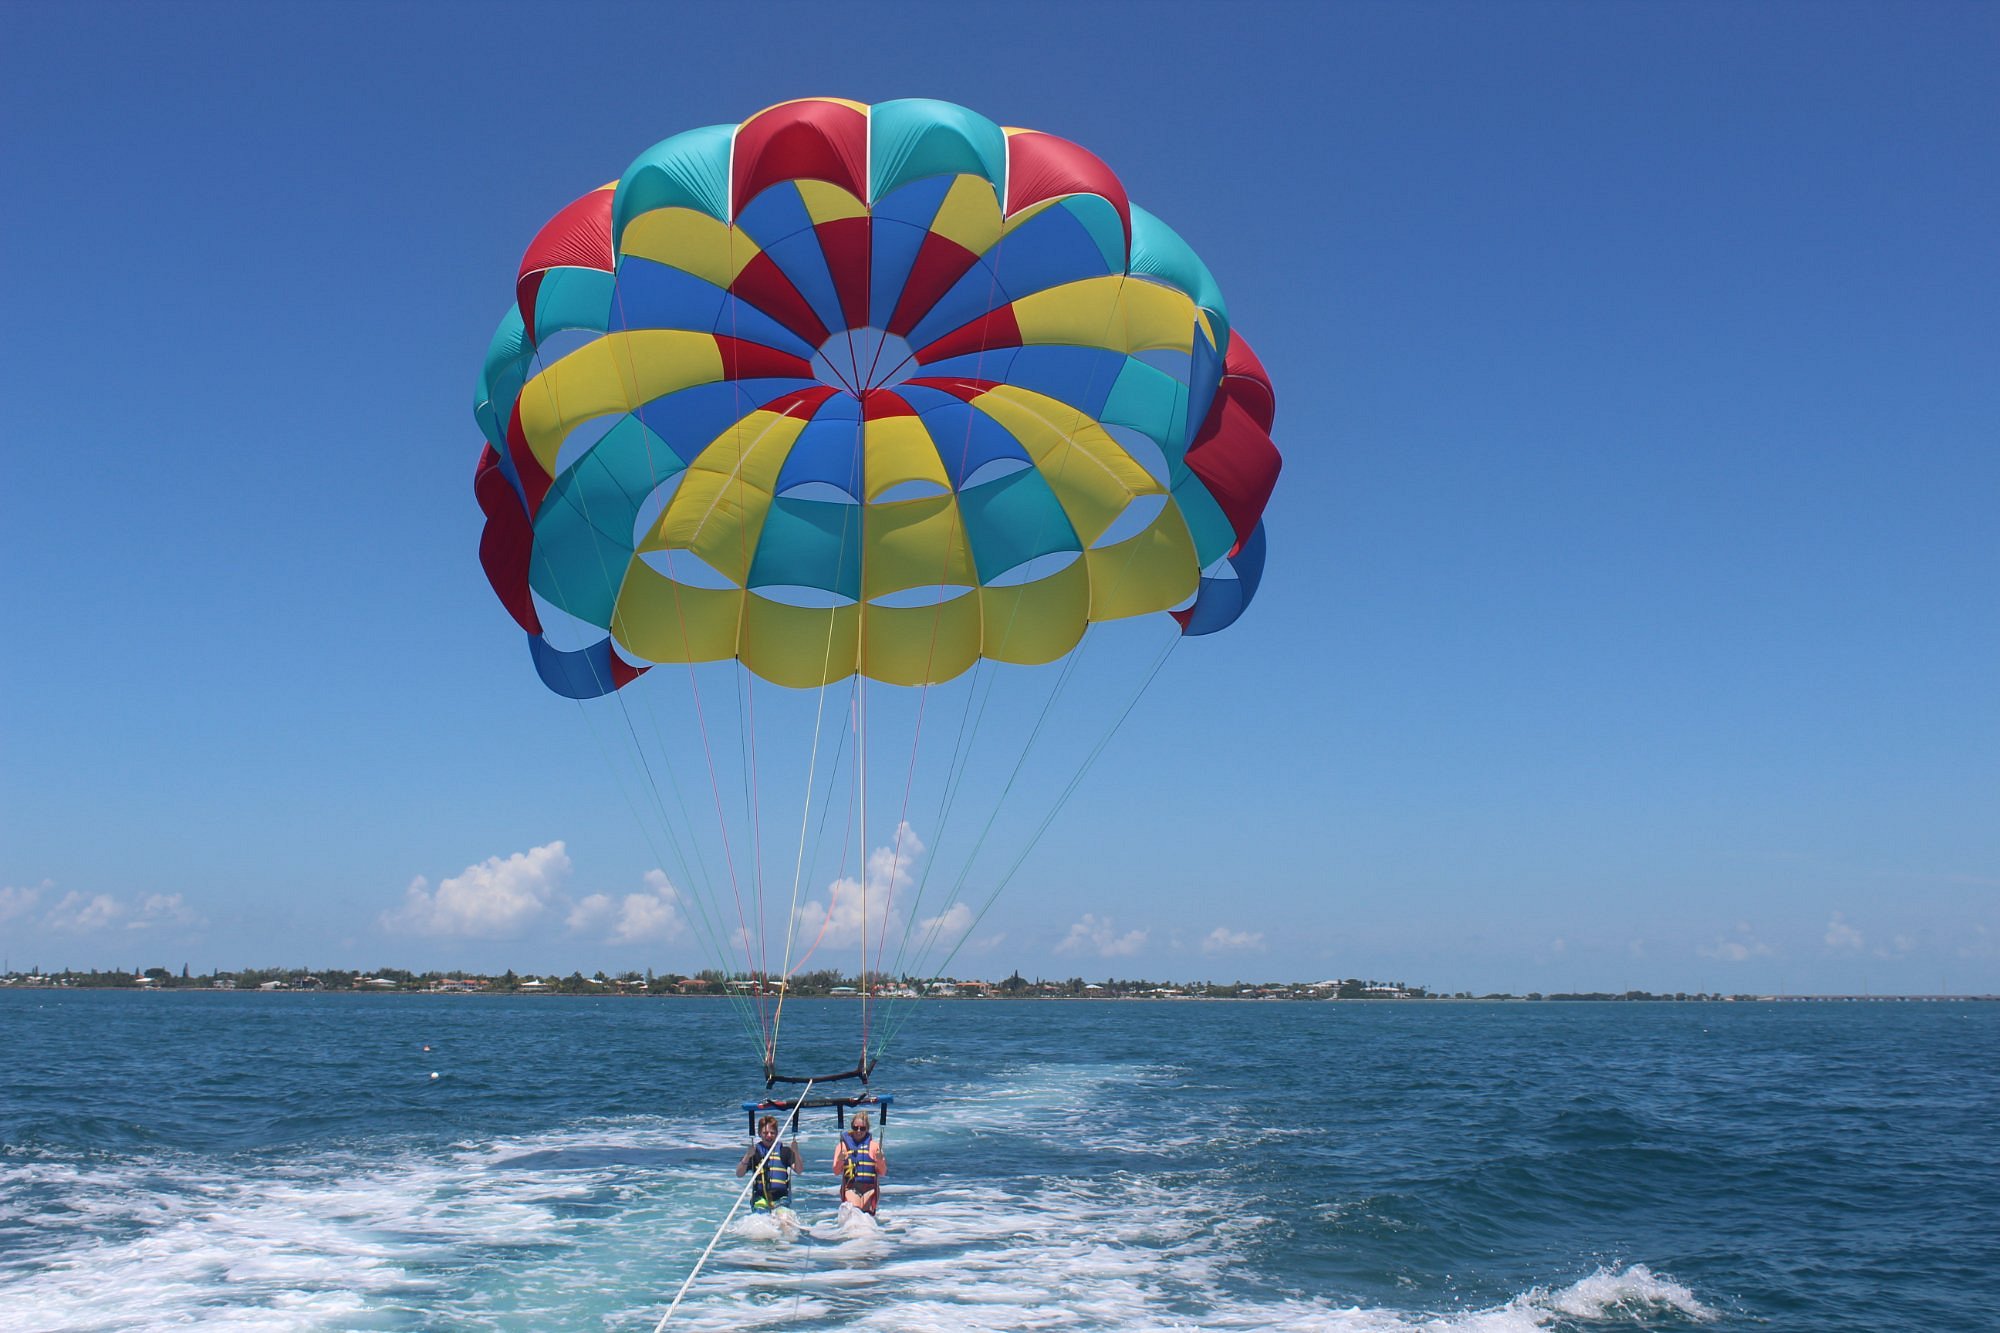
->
[0,994,1993,1331]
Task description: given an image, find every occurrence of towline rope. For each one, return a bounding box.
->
[653,1077,816,1330]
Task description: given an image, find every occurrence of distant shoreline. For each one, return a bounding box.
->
[4,979,1992,1004]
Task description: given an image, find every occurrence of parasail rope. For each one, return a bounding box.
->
[768,588,855,1063]
[651,1078,816,1330]
[863,230,1014,1017]
[628,688,765,1029]
[876,262,1131,1000]
[858,673,872,1056]
[876,448,1181,1049]
[601,694,763,1046]
[519,323,766,1046]
[873,628,1181,1062]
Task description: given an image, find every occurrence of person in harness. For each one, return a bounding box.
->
[831,1110,885,1215]
[736,1115,801,1212]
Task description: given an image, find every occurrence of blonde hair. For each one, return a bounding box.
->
[849,1111,871,1131]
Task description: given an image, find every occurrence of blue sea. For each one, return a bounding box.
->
[1,993,1994,1331]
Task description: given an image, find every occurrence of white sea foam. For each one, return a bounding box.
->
[0,1064,1717,1331]
[730,1206,802,1244]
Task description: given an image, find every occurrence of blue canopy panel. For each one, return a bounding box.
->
[635,377,819,467]
[734,178,817,251]
[900,201,1119,354]
[775,394,866,498]
[988,199,1124,302]
[529,634,621,700]
[610,258,818,361]
[760,224,849,344]
[914,346,1123,425]
[868,174,958,329]
[898,384,1033,489]
[1179,520,1268,636]
[1184,323,1224,453]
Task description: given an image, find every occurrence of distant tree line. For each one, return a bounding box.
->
[0,968,1777,1003]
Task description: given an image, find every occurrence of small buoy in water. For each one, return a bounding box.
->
[429,1072,440,1080]
[423,1045,432,1052]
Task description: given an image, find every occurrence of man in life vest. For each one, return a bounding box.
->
[832,1110,885,1214]
[736,1115,801,1212]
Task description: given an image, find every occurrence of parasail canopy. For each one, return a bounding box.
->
[474,96,1280,700]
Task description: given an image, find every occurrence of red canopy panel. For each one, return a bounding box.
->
[1220,334,1275,434]
[1185,392,1281,547]
[475,444,541,635]
[515,187,614,336]
[1003,131,1130,255]
[732,99,868,215]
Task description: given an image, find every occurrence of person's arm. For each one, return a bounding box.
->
[736,1146,755,1177]
[832,1141,848,1177]
[871,1140,886,1180]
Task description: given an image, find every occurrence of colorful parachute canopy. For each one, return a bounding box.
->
[474,97,1280,699]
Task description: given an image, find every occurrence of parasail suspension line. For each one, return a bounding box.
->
[768,600,854,1066]
[875,628,1181,1063]
[652,1078,816,1330]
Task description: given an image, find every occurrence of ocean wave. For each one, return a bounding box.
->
[0,1084,1717,1333]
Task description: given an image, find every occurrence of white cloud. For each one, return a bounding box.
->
[383,842,570,939]
[1549,937,1569,956]
[1698,925,1772,963]
[1200,926,1265,956]
[1824,913,1863,951]
[567,869,688,945]
[44,891,123,933]
[0,881,49,924]
[918,902,974,939]
[25,885,198,934]
[1874,932,1916,959]
[794,823,923,950]
[1056,913,1148,959]
[128,894,198,930]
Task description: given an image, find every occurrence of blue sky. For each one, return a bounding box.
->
[3,1,1995,994]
